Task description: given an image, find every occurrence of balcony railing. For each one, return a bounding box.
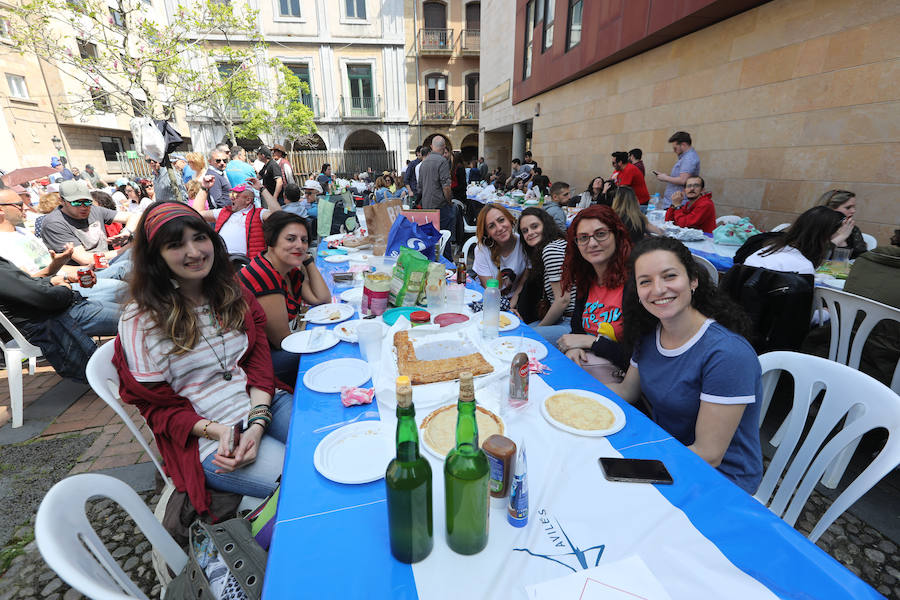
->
[302,94,321,119]
[456,100,479,121]
[418,28,453,53]
[340,95,382,120]
[460,29,480,53]
[420,100,455,122]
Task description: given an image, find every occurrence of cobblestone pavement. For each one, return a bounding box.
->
[0,487,897,599]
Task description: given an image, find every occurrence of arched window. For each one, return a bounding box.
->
[423,1,446,29]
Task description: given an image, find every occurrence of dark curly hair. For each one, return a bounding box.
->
[622,236,752,354]
[517,206,564,288]
[560,205,632,298]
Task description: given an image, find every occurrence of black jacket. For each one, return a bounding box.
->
[0,257,76,329]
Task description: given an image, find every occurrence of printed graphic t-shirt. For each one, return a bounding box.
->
[580,283,624,342]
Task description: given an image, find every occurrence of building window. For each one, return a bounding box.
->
[542,0,554,52]
[347,64,374,116]
[1,19,14,39]
[465,2,480,30]
[288,64,313,108]
[425,74,447,102]
[566,0,581,50]
[6,74,28,99]
[465,73,479,102]
[77,39,98,60]
[523,0,534,79]
[279,0,300,17]
[109,7,125,27]
[345,0,365,19]
[99,136,124,163]
[90,87,110,111]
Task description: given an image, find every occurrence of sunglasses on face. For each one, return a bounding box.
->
[213,158,228,164]
[0,201,24,209]
[145,159,157,165]
[67,200,92,207]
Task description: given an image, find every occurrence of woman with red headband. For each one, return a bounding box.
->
[112,201,291,515]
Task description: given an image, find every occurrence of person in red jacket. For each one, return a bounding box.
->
[665,176,717,233]
[114,202,292,516]
[196,177,281,260]
[612,151,649,206]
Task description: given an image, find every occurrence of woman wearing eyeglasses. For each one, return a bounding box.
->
[556,205,633,384]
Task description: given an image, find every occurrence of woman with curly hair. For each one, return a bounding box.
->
[113,201,291,514]
[517,206,573,343]
[473,203,529,310]
[556,205,632,383]
[611,236,762,493]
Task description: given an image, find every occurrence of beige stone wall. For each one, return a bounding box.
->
[504,0,900,245]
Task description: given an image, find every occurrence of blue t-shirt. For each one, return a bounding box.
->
[663,147,700,207]
[631,319,762,493]
[226,160,258,188]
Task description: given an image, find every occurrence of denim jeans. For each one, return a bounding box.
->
[202,390,293,498]
[67,297,122,337]
[270,348,301,388]
[99,249,131,281]
[72,278,127,304]
[529,317,571,346]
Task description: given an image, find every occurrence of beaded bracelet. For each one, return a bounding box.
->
[202,420,216,440]
[248,416,271,431]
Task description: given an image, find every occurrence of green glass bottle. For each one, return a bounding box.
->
[385,376,433,563]
[444,372,490,555]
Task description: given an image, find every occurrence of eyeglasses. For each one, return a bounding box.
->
[67,200,92,207]
[685,183,703,189]
[575,229,612,246]
[145,159,157,165]
[304,190,317,195]
[213,158,228,164]
[0,201,24,209]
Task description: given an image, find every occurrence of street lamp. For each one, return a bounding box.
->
[51,135,63,153]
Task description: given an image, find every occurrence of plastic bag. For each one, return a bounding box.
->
[129,117,166,162]
[713,217,761,246]
[389,246,430,307]
[385,214,442,261]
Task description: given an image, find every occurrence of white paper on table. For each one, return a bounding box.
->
[526,555,672,600]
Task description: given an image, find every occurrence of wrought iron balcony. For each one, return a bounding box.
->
[302,94,321,119]
[456,100,479,122]
[460,29,480,54]
[339,95,382,120]
[418,28,453,53]
[420,100,455,122]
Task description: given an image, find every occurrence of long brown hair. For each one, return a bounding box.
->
[127,202,247,354]
[475,203,519,270]
[611,185,646,237]
[560,205,632,298]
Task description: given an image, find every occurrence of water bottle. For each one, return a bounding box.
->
[648,193,659,212]
[482,279,500,340]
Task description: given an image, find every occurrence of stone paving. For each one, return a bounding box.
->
[1,366,898,599]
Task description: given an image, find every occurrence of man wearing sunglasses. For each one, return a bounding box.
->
[204,149,233,209]
[39,180,140,273]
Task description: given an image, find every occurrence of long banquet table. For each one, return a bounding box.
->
[261,242,879,599]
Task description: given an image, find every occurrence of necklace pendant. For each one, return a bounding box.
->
[223,372,233,381]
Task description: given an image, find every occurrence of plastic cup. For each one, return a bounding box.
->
[830,247,852,277]
[426,285,445,311]
[358,321,383,364]
[445,284,465,309]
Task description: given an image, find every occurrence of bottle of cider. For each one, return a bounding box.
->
[385,376,433,563]
[444,372,490,554]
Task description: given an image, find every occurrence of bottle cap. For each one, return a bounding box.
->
[396,376,410,386]
[486,279,499,288]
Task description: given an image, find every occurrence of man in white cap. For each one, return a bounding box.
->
[299,179,322,219]
[40,179,140,274]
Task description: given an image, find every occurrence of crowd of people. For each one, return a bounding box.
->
[0,129,895,520]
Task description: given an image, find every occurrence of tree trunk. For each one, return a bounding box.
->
[166,165,184,203]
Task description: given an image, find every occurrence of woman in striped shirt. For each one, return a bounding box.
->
[238,212,330,384]
[115,202,292,509]
[517,207,575,344]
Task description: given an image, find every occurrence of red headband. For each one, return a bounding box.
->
[144,202,202,241]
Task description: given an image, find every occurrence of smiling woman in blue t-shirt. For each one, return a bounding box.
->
[609,236,763,494]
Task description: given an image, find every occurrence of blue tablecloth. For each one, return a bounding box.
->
[262,243,877,599]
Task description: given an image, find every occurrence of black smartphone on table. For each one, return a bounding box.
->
[598,457,673,485]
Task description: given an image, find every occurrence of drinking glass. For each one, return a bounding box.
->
[830,247,852,278]
[358,321,383,364]
[445,284,465,310]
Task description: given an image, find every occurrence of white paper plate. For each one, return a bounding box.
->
[475,311,520,332]
[465,289,483,303]
[348,253,371,263]
[324,254,349,263]
[304,358,371,393]
[540,389,626,437]
[324,234,345,243]
[419,404,506,461]
[488,336,548,361]
[333,319,385,343]
[313,420,392,484]
[340,287,363,304]
[281,328,340,353]
[305,303,355,324]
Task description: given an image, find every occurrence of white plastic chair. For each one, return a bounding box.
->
[861,232,877,250]
[1,309,43,428]
[36,473,187,600]
[756,352,900,542]
[87,341,169,484]
[810,288,900,488]
[771,223,790,232]
[438,229,452,257]
[716,215,741,226]
[692,254,718,286]
[460,235,478,266]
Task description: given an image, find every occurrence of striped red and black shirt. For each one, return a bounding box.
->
[238,254,306,320]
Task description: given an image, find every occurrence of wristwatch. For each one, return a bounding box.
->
[302,256,315,266]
